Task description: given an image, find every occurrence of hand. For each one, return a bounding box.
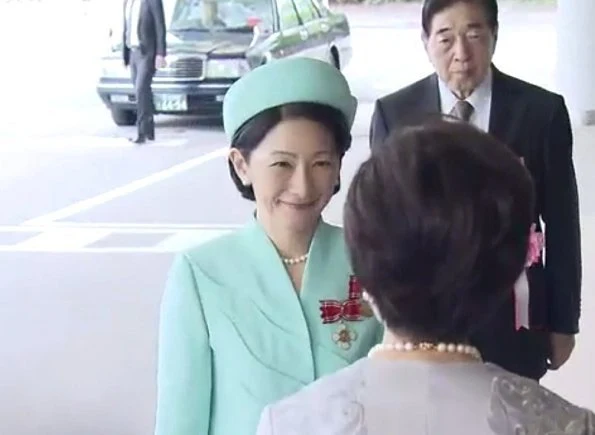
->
[548,332,575,370]
[155,55,167,69]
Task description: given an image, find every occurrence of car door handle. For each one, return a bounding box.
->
[299,29,308,40]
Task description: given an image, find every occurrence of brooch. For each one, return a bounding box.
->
[319,276,373,350]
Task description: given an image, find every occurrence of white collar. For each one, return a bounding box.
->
[438,68,493,114]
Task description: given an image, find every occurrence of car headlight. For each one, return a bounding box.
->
[100,58,129,79]
[206,59,250,78]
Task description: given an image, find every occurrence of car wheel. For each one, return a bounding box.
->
[110,108,137,126]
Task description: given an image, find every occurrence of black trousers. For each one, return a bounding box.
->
[130,48,156,138]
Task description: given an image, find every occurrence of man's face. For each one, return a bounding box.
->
[423,1,497,99]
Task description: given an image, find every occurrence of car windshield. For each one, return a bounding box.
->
[165,0,274,32]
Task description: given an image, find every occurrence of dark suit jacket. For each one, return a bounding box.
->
[123,0,167,66]
[369,66,582,379]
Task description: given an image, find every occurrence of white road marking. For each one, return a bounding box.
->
[0,135,210,152]
[0,245,171,254]
[0,224,234,253]
[13,228,113,250]
[155,228,232,251]
[22,147,229,226]
[0,136,157,151]
[0,223,242,232]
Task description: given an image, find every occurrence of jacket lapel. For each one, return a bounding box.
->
[488,66,527,154]
[240,219,357,367]
[419,74,441,116]
[224,219,377,384]
[240,217,308,330]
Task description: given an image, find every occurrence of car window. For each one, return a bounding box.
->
[309,0,328,17]
[276,0,300,29]
[292,0,319,23]
[166,0,274,32]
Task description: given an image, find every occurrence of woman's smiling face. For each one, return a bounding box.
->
[230,117,341,232]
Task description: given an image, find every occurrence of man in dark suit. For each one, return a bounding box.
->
[123,0,167,144]
[370,0,582,381]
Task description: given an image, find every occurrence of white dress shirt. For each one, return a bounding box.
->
[438,68,493,132]
[125,0,142,48]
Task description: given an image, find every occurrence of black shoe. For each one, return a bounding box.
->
[129,135,146,144]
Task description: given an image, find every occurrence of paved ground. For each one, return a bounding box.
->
[0,2,593,434]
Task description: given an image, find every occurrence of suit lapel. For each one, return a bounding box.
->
[300,222,336,300]
[240,218,355,382]
[419,74,441,115]
[240,218,349,340]
[240,217,306,327]
[139,0,148,23]
[488,67,527,153]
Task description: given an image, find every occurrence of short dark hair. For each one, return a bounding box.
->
[421,0,499,35]
[228,102,352,201]
[343,119,533,343]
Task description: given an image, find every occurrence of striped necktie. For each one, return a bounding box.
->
[450,100,474,122]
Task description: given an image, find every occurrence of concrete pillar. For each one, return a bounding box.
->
[555,0,595,126]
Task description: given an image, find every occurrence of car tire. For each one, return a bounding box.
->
[110,108,137,126]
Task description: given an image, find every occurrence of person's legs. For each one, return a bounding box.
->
[131,49,155,143]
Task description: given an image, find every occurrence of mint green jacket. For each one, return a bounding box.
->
[154,218,383,435]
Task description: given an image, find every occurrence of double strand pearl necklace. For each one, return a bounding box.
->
[282,254,308,265]
[368,341,482,361]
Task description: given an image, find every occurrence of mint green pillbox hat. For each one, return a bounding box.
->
[222,57,358,141]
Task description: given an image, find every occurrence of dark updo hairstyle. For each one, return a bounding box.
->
[228,102,352,201]
[344,119,534,343]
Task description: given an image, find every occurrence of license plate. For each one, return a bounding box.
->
[154,94,188,112]
[110,94,130,103]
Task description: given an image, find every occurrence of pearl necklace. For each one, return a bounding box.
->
[368,341,482,361]
[282,254,308,265]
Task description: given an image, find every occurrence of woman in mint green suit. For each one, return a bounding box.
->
[154,57,384,435]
